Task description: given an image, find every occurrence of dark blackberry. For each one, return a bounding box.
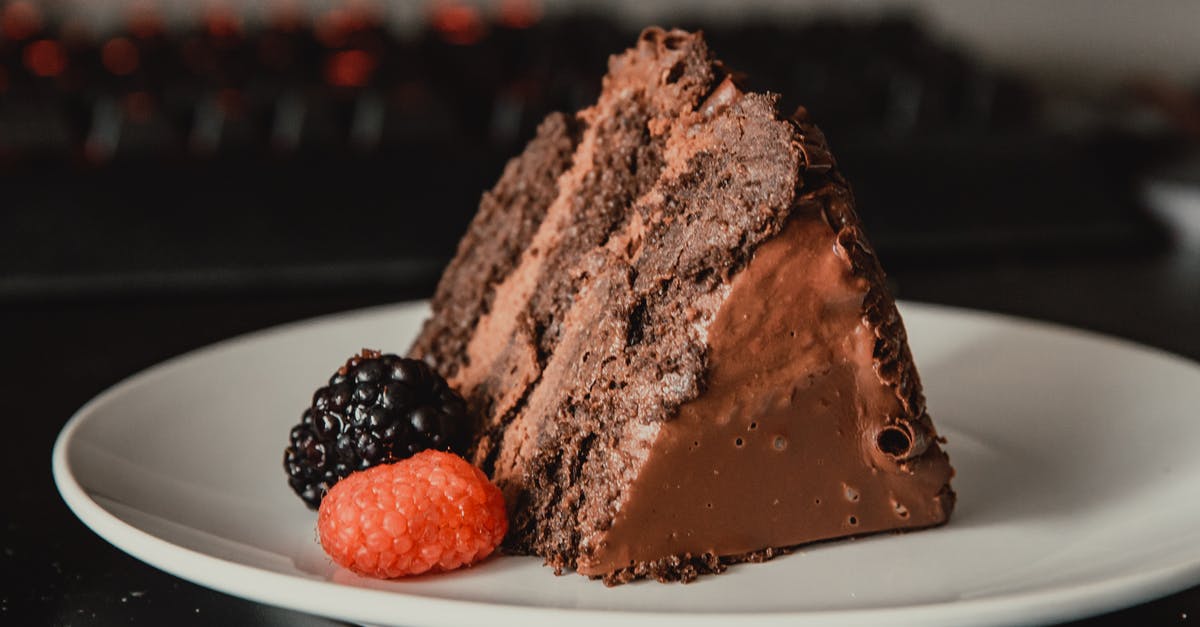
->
[284,349,471,509]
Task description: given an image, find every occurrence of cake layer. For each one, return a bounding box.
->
[411,112,581,379]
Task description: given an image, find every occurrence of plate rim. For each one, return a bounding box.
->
[51,300,1200,627]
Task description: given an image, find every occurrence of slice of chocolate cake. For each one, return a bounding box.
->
[410,27,955,584]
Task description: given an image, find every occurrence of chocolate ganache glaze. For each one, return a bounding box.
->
[578,197,954,578]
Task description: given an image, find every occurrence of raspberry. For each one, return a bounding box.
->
[317,450,507,578]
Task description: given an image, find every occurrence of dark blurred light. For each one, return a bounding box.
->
[205,6,243,41]
[497,0,542,29]
[23,39,67,77]
[315,6,374,48]
[325,49,376,87]
[314,8,348,48]
[102,37,140,76]
[1,1,41,41]
[431,2,486,46]
[128,4,165,40]
[269,0,306,33]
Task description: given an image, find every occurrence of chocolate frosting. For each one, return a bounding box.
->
[577,202,954,578]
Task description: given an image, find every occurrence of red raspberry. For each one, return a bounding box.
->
[317,450,507,578]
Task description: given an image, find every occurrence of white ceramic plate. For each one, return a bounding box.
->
[53,301,1200,627]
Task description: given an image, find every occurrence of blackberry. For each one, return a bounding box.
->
[284,349,471,508]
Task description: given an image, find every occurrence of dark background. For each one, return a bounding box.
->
[2,0,1199,624]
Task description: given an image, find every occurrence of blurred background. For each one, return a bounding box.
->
[1,0,1198,301]
[3,1,1200,625]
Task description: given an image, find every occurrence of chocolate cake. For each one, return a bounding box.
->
[409,27,955,584]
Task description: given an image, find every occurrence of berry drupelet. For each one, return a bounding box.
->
[284,349,471,508]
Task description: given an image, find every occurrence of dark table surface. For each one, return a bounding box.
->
[3,241,1198,626]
